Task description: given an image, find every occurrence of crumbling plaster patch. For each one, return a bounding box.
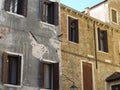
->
[29,32,49,60]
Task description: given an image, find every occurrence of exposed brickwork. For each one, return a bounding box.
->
[61,3,120,90]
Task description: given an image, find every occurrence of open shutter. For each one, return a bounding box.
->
[104,31,108,52]
[48,2,54,24]
[54,2,59,25]
[97,28,101,50]
[2,52,8,84]
[42,63,45,88]
[17,55,21,85]
[68,17,71,41]
[23,0,28,16]
[5,0,10,11]
[53,63,59,90]
[41,0,46,22]
[75,20,79,43]
[17,0,23,15]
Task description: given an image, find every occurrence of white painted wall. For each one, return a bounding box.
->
[89,2,109,23]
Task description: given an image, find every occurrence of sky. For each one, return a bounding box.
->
[60,0,104,12]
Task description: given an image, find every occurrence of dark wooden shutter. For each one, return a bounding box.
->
[17,55,21,85]
[104,31,108,52]
[5,0,10,11]
[42,63,45,88]
[83,62,93,90]
[75,20,79,43]
[23,0,28,17]
[41,0,46,22]
[53,63,59,90]
[97,28,101,50]
[17,0,23,15]
[2,52,8,84]
[54,2,59,25]
[68,17,71,41]
[48,2,54,24]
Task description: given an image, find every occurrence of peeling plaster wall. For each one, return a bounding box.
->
[0,0,60,90]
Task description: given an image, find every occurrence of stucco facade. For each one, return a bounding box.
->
[0,0,61,90]
[61,4,120,90]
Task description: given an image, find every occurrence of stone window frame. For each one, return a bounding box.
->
[2,51,24,88]
[41,0,59,25]
[110,7,119,24]
[81,60,95,90]
[96,27,108,53]
[41,59,59,90]
[67,15,79,44]
[4,0,28,17]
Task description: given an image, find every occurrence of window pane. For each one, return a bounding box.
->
[112,9,117,23]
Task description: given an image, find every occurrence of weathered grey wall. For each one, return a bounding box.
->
[0,0,60,90]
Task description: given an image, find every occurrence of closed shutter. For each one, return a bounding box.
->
[54,2,59,25]
[41,0,46,22]
[5,0,10,11]
[53,63,59,90]
[17,55,21,85]
[2,52,8,84]
[97,28,101,50]
[104,31,108,52]
[83,62,93,90]
[112,9,117,23]
[23,0,28,17]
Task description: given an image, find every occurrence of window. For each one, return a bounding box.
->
[2,52,22,86]
[111,84,120,90]
[111,8,118,24]
[97,28,108,52]
[42,63,59,90]
[4,0,28,16]
[41,0,59,25]
[68,16,79,43]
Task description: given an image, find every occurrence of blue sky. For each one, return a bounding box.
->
[60,0,104,11]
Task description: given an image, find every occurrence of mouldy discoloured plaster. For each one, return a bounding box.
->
[49,38,61,60]
[29,33,49,60]
[0,27,9,38]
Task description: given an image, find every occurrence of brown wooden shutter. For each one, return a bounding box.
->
[41,0,46,22]
[97,28,101,50]
[17,55,21,85]
[53,63,59,90]
[104,31,108,52]
[75,20,79,43]
[83,62,93,90]
[2,52,8,84]
[42,63,45,88]
[54,2,59,25]
[5,0,10,11]
[112,9,117,23]
[68,17,71,41]
[23,0,28,17]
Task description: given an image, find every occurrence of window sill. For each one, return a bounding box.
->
[40,21,56,27]
[98,50,108,54]
[4,84,22,88]
[68,40,79,45]
[40,89,51,90]
[6,11,25,18]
